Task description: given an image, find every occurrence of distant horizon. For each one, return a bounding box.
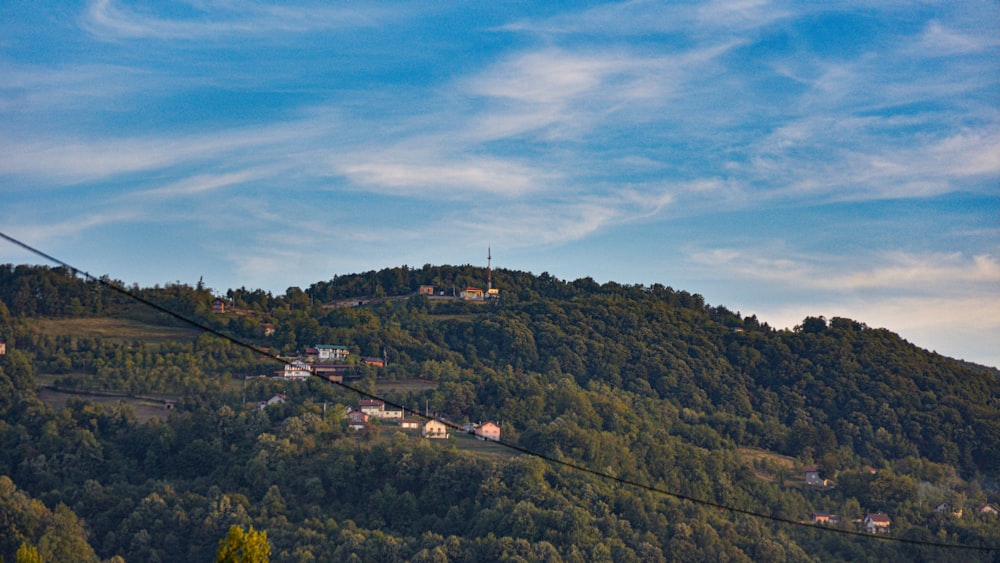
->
[1,2,997,369]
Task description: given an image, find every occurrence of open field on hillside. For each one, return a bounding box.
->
[29,317,200,343]
[451,431,519,460]
[375,379,440,393]
[37,387,174,423]
[737,447,796,483]
[371,425,518,461]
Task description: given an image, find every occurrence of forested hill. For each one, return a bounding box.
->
[0,263,998,562]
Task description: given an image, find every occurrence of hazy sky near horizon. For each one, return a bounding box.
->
[1,1,998,366]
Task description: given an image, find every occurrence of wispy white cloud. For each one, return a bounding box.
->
[452,202,621,248]
[133,168,276,199]
[695,0,789,31]
[0,117,327,185]
[462,43,738,142]
[501,0,790,37]
[0,63,152,113]
[82,0,394,41]
[5,210,142,247]
[694,247,1000,294]
[336,153,552,198]
[909,20,1000,57]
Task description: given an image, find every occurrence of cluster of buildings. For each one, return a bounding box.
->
[419,248,501,301]
[804,464,999,534]
[344,399,500,441]
[276,345,384,382]
[809,504,999,535]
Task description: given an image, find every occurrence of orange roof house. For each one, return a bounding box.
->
[810,513,839,525]
[347,410,369,425]
[863,513,891,534]
[474,421,501,441]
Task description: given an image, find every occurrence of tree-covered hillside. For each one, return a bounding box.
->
[0,264,997,562]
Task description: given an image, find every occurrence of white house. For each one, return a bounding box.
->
[474,421,501,441]
[422,419,449,439]
[281,360,312,379]
[359,400,385,416]
[863,513,891,534]
[316,345,349,361]
[258,394,287,410]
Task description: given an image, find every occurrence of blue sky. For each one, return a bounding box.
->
[1,1,998,366]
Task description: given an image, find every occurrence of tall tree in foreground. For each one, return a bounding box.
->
[216,525,271,563]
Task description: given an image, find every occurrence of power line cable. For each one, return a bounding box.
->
[1,231,996,554]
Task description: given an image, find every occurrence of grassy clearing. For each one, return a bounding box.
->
[737,447,796,483]
[375,379,439,393]
[426,313,478,321]
[451,431,519,460]
[37,388,172,423]
[29,317,200,343]
[737,447,795,467]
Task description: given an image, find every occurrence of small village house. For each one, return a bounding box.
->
[474,421,501,441]
[312,364,353,382]
[977,503,999,515]
[359,400,385,416]
[810,513,838,525]
[935,502,963,518]
[212,298,225,314]
[460,287,484,300]
[0,341,6,355]
[863,513,891,534]
[348,421,369,432]
[422,419,449,439]
[380,408,404,420]
[355,399,403,420]
[280,360,312,379]
[804,465,827,487]
[346,410,370,425]
[258,394,287,410]
[418,285,434,295]
[400,419,420,429]
[316,344,350,361]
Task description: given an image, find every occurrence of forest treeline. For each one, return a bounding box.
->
[0,263,997,562]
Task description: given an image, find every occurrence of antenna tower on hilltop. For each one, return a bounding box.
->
[487,247,493,292]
